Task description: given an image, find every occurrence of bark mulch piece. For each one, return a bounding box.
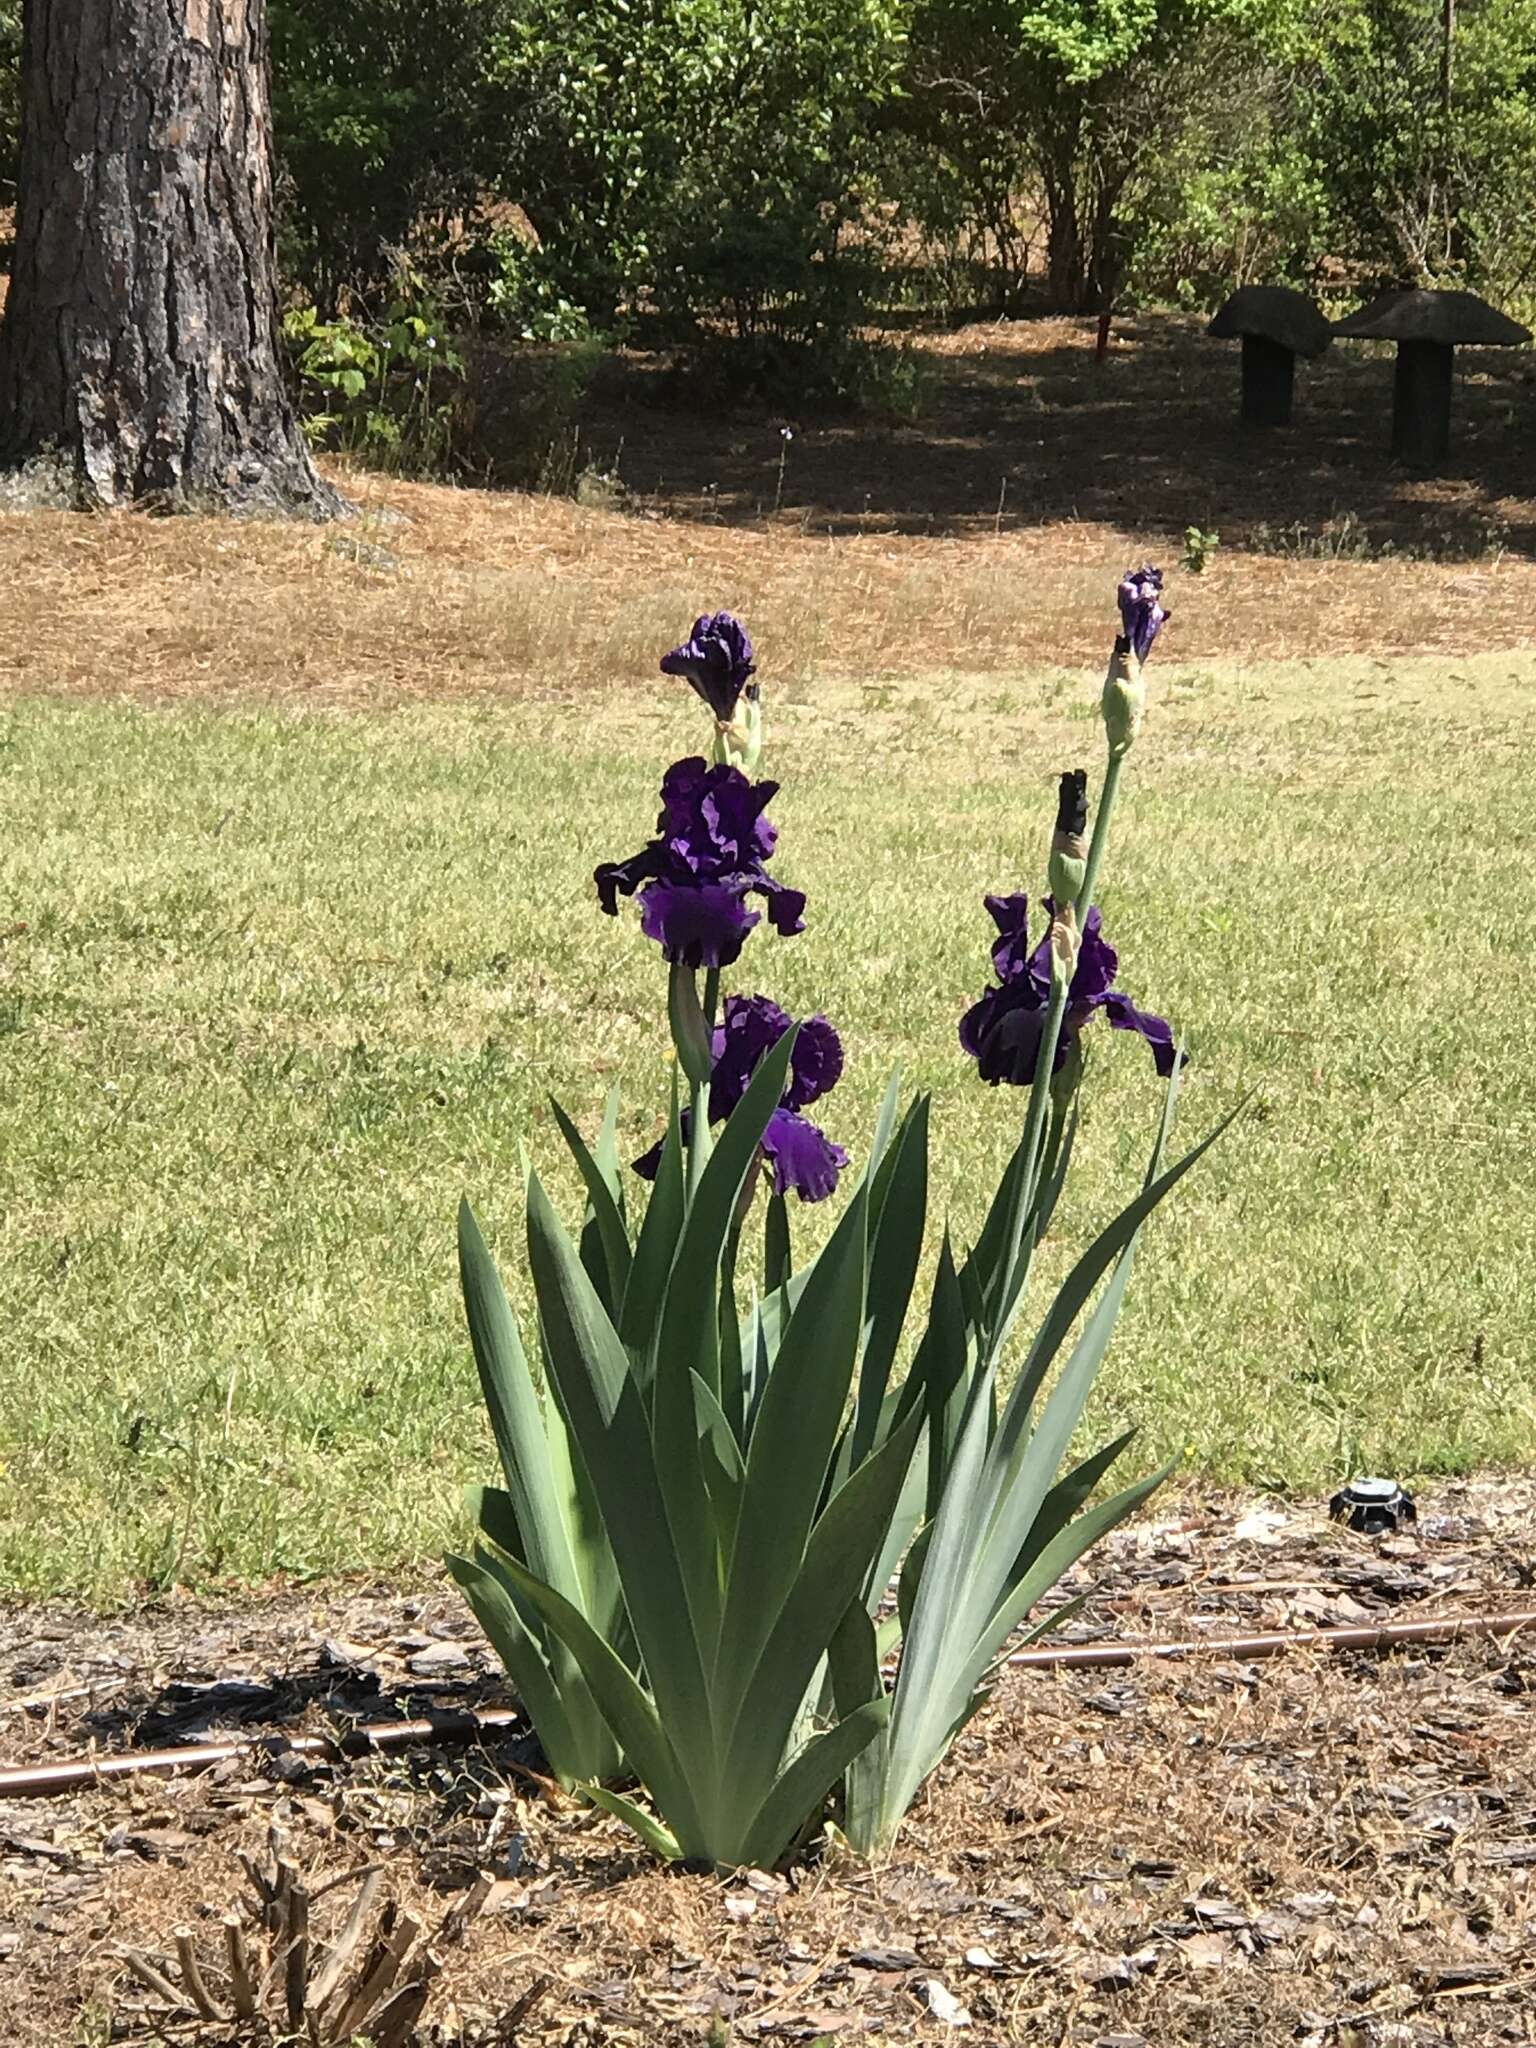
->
[2,1477,1533,2045]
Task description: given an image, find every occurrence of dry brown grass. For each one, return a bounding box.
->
[1,316,1534,711]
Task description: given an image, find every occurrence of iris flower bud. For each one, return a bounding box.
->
[1104,566,1167,755]
[715,683,763,775]
[1101,639,1146,756]
[1048,769,1088,903]
[1047,901,1080,996]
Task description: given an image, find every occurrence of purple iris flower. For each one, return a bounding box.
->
[1117,566,1167,664]
[660,611,758,723]
[634,993,849,1201]
[959,894,1180,1085]
[594,757,806,969]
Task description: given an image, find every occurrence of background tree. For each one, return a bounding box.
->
[902,0,1283,311]
[1284,0,1536,290]
[0,0,341,515]
[269,0,504,313]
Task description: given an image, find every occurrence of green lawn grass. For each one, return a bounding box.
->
[1,651,1532,1600]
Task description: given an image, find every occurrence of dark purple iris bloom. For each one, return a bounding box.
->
[960,894,1180,1086]
[660,611,758,722]
[594,757,806,969]
[634,992,849,1200]
[707,994,843,1119]
[1117,566,1167,664]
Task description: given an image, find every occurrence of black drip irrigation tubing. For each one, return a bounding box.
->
[2,1607,1533,1802]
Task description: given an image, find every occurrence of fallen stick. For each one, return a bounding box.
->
[2,1607,1533,1801]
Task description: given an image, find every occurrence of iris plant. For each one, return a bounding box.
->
[594,756,805,970]
[454,575,1231,1873]
[960,896,1179,1085]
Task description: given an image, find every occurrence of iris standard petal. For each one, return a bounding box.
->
[708,993,794,1119]
[984,892,1033,982]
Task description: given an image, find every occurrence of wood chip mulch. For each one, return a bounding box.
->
[2,1477,1533,2045]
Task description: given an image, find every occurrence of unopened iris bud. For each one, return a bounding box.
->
[1101,639,1146,756]
[1048,768,1088,903]
[1104,564,1166,756]
[715,682,763,775]
[1047,901,1079,995]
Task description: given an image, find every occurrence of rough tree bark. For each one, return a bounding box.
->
[0,0,344,516]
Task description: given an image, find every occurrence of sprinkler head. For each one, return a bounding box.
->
[1329,1476,1417,1536]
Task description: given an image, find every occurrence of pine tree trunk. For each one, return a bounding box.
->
[0,0,345,516]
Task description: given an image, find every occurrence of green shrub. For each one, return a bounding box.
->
[283,287,465,474]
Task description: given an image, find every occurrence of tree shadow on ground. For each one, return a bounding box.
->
[577,314,1536,558]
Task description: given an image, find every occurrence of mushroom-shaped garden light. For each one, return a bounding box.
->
[1332,288,1530,467]
[1207,286,1332,427]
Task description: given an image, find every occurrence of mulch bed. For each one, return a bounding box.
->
[2,1478,1533,2045]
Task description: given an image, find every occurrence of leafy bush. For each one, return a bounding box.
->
[455,339,605,489]
[451,586,1229,1867]
[488,0,909,356]
[663,330,932,419]
[283,286,464,473]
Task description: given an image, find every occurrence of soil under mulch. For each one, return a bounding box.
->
[2,1480,1534,2046]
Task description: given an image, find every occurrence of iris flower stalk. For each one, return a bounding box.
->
[984,566,1167,1359]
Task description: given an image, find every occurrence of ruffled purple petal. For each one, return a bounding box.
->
[657,756,712,832]
[638,881,758,968]
[760,1107,849,1203]
[786,1014,843,1110]
[985,893,1033,982]
[1101,991,1183,1077]
[708,993,793,1119]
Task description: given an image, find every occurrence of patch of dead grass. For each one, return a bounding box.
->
[1,316,1534,710]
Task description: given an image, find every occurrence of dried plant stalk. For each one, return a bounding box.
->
[308,1865,383,2020]
[172,1926,225,2022]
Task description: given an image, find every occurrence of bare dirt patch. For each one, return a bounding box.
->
[4,1479,1533,2045]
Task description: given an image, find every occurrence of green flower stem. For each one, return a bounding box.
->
[1071,748,1124,935]
[985,746,1129,1364]
[687,968,722,1199]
